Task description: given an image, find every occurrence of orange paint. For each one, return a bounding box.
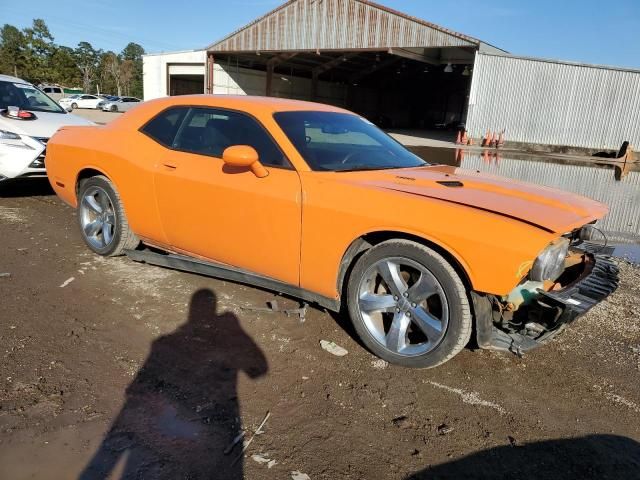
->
[46,95,608,299]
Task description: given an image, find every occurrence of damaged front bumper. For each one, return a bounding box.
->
[472,251,620,356]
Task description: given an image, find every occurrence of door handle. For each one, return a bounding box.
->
[162,163,177,170]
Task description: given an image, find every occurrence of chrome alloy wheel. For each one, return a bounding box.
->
[357,257,449,357]
[79,186,116,249]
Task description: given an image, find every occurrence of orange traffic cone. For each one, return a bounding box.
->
[491,131,498,148]
[497,131,505,147]
[467,137,474,146]
[461,130,468,145]
[481,129,490,147]
[455,130,462,144]
[487,131,494,147]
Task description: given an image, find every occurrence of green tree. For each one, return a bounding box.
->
[121,42,144,97]
[103,51,122,96]
[51,46,81,87]
[22,19,55,82]
[73,41,100,93]
[0,24,26,77]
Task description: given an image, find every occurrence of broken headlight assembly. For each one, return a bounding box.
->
[529,238,570,282]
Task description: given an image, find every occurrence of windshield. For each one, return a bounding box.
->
[273,111,427,172]
[0,80,66,113]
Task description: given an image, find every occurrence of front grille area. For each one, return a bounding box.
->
[29,137,49,169]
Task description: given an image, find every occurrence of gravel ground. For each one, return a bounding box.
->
[0,180,639,480]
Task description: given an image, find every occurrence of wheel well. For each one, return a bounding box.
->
[76,168,108,199]
[337,231,474,305]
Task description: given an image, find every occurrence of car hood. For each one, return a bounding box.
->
[0,111,93,138]
[340,164,608,233]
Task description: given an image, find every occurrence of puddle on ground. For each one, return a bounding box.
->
[408,146,640,263]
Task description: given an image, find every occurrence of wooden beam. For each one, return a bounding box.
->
[312,53,359,77]
[206,52,214,94]
[311,71,319,101]
[265,53,297,97]
[266,52,298,68]
[387,48,434,65]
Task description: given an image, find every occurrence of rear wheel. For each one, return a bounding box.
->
[77,175,139,256]
[347,240,472,368]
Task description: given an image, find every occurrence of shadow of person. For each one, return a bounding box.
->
[405,434,640,480]
[78,288,268,480]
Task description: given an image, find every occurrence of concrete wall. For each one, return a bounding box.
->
[467,52,640,151]
[142,50,206,101]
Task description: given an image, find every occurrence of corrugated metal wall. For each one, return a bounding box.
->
[467,53,640,150]
[459,152,640,238]
[209,0,477,52]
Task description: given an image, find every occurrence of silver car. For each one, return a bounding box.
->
[100,96,142,113]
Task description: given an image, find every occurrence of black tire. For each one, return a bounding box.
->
[71,102,78,109]
[77,175,139,256]
[110,105,118,112]
[346,239,472,368]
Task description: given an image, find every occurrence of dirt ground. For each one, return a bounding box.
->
[1,179,639,480]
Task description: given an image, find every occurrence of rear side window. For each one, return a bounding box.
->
[141,107,188,147]
[173,107,288,168]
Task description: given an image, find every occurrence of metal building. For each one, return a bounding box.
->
[142,0,640,151]
[467,53,640,151]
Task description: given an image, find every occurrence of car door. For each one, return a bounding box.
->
[78,95,94,108]
[149,106,303,286]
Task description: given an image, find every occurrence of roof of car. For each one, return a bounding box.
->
[150,94,350,113]
[0,74,29,84]
[106,94,354,130]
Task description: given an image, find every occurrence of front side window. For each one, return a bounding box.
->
[273,111,426,172]
[140,107,188,147]
[173,107,288,168]
[0,81,66,113]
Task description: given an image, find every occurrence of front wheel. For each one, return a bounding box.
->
[347,240,472,368]
[71,102,78,109]
[110,105,118,112]
[77,175,139,256]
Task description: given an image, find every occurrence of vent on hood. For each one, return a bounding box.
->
[437,180,464,188]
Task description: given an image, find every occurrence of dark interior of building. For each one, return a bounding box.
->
[212,49,474,131]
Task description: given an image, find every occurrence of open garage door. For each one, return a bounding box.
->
[210,50,474,146]
[168,64,205,96]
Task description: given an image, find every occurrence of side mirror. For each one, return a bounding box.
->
[222,145,268,178]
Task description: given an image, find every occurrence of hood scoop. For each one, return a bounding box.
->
[437,180,464,188]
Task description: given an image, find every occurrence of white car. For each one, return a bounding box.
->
[59,94,103,110]
[99,96,142,112]
[0,74,93,183]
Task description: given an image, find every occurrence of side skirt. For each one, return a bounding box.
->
[124,248,341,312]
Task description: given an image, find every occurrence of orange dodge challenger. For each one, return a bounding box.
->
[46,95,618,368]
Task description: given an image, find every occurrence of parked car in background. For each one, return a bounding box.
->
[99,96,142,112]
[46,95,618,368]
[0,74,92,184]
[59,94,103,110]
[98,94,120,102]
[40,85,65,102]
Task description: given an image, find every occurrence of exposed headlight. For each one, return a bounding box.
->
[530,238,570,282]
[0,129,21,140]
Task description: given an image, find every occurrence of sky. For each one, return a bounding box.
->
[4,0,640,68]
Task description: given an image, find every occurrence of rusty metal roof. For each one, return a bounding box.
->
[207,0,492,53]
